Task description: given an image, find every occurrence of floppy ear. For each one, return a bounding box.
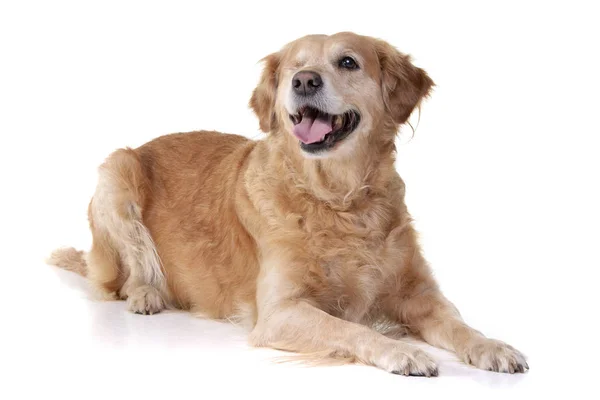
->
[249,52,281,133]
[376,41,434,125]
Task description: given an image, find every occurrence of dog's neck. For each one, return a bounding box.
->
[269,125,399,210]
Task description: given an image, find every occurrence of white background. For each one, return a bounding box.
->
[1,1,599,399]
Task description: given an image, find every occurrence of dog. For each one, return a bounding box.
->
[48,32,528,376]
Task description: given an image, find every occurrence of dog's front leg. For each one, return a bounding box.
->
[249,255,438,376]
[382,234,528,373]
[397,288,528,373]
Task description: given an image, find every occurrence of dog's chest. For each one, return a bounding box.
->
[295,208,395,321]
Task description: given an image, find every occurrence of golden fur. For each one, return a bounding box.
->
[48,32,527,376]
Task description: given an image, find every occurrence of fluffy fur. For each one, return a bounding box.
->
[48,32,527,376]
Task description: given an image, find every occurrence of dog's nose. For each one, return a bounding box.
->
[292,71,322,96]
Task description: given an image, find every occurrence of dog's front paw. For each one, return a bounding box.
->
[461,338,528,373]
[375,343,438,377]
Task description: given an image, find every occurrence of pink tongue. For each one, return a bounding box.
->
[293,115,333,144]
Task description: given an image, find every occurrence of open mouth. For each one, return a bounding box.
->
[289,106,361,153]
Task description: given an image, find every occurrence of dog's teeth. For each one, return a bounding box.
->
[333,115,343,130]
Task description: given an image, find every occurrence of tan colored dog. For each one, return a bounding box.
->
[49,32,527,376]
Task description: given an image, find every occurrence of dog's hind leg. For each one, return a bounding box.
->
[88,148,170,314]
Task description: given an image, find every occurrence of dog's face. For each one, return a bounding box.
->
[250,32,434,158]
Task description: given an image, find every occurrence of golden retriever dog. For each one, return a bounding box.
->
[48,32,527,376]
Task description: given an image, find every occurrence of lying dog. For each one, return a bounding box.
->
[49,32,527,376]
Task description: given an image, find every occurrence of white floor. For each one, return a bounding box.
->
[3,260,588,400]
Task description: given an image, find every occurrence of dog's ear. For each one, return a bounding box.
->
[249,52,281,133]
[376,40,434,125]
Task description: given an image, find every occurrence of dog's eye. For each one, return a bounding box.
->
[339,56,359,70]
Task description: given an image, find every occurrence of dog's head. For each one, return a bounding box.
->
[250,32,434,158]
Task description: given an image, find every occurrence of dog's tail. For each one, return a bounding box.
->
[46,247,87,276]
